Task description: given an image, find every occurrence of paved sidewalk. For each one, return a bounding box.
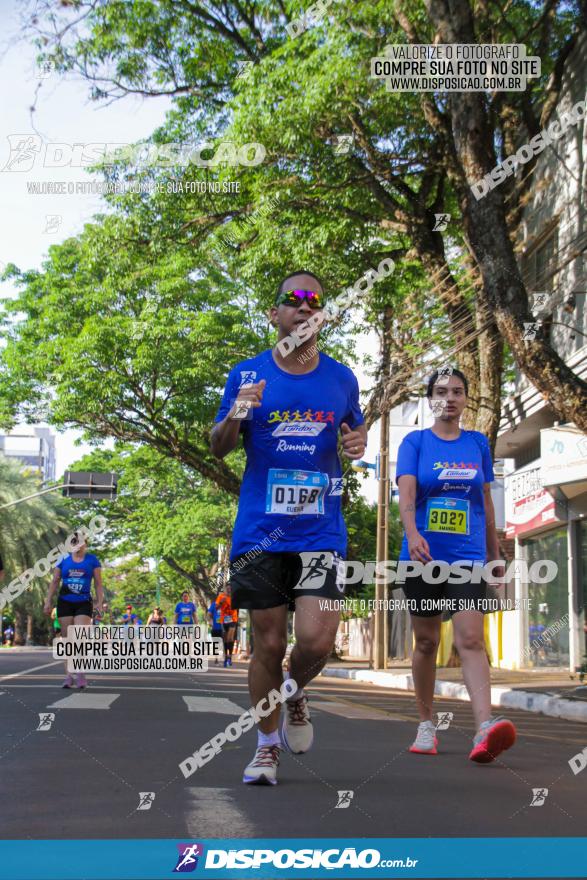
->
[321,660,587,722]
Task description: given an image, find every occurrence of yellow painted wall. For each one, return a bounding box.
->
[436,613,503,667]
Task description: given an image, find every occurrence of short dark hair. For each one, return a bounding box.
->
[276,270,324,302]
[426,367,469,397]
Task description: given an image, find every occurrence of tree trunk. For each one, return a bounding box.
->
[162,556,216,606]
[409,226,481,416]
[366,239,501,429]
[425,0,587,430]
[26,613,34,645]
[13,606,26,646]
[476,316,504,449]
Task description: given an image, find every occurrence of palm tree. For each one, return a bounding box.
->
[0,453,71,644]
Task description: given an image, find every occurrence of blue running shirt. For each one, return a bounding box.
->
[215,350,365,559]
[208,600,222,629]
[57,554,101,602]
[175,601,196,624]
[396,429,494,563]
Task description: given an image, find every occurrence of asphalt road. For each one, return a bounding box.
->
[1,649,586,876]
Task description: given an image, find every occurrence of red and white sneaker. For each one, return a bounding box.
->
[243,745,281,785]
[409,720,439,755]
[469,716,516,763]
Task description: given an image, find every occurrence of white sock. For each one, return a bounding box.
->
[258,729,281,748]
[283,669,304,703]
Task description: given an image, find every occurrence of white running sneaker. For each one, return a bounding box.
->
[409,720,438,755]
[281,694,313,754]
[243,745,281,785]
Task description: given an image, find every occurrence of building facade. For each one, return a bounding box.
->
[0,426,56,483]
[495,31,587,672]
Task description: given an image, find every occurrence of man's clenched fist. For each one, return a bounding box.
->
[340,422,367,460]
[230,379,266,419]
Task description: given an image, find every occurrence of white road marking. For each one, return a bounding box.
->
[311,700,402,721]
[184,787,255,838]
[183,696,246,714]
[0,660,61,683]
[3,684,248,695]
[47,693,120,710]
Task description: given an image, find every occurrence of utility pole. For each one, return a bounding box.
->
[373,409,390,670]
[155,558,161,607]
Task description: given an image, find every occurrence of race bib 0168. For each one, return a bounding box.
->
[425,498,470,535]
[266,469,329,515]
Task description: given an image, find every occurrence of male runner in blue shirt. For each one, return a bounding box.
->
[175,592,197,626]
[211,270,367,785]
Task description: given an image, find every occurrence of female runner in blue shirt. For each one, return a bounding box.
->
[396,368,516,763]
[44,531,103,689]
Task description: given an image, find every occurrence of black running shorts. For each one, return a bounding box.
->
[230,550,345,610]
[56,596,93,619]
[400,562,491,617]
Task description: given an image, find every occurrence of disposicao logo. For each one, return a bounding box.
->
[202,846,382,870]
[173,843,204,872]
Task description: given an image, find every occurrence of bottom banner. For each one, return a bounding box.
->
[0,838,585,879]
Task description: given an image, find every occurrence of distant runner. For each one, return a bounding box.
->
[43,531,103,689]
[216,585,238,667]
[146,607,166,626]
[207,595,223,665]
[122,605,138,626]
[174,591,196,626]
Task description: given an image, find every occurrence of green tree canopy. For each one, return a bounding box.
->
[12,0,586,442]
[65,444,237,607]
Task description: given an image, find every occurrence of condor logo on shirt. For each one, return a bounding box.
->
[268,408,334,438]
[272,422,327,437]
[437,468,477,480]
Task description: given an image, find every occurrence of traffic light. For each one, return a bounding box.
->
[62,471,118,499]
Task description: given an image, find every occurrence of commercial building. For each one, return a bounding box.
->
[495,30,587,672]
[0,426,56,483]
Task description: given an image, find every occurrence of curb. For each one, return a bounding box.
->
[321,667,587,723]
